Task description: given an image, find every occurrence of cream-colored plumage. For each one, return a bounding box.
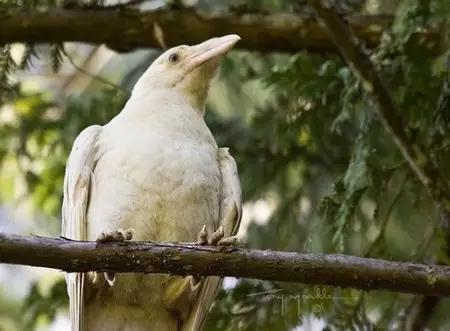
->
[62,35,242,331]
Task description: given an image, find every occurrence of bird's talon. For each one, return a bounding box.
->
[95,228,135,285]
[91,271,99,284]
[190,275,202,290]
[217,235,240,246]
[105,272,116,286]
[122,228,135,241]
[209,226,224,245]
[197,225,208,245]
[197,225,239,247]
[96,228,135,243]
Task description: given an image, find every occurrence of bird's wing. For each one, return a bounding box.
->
[62,125,101,331]
[217,147,242,237]
[182,147,242,331]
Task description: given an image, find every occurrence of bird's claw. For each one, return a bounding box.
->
[94,228,135,286]
[197,225,240,246]
[96,228,135,243]
[192,226,241,288]
[209,226,224,245]
[218,235,240,246]
[197,225,208,245]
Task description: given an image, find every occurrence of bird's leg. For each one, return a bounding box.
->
[164,225,215,303]
[93,228,135,286]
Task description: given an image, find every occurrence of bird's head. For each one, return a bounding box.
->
[132,34,241,112]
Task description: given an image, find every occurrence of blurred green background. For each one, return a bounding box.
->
[0,0,450,330]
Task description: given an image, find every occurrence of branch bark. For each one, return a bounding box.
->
[0,233,449,296]
[0,7,402,53]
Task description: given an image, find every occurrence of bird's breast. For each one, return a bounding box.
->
[87,125,221,243]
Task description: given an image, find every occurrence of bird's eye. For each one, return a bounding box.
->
[168,53,179,64]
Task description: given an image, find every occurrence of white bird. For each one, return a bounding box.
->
[62,34,242,331]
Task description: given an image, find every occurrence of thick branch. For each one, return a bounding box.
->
[0,7,397,53]
[306,0,450,253]
[0,233,449,296]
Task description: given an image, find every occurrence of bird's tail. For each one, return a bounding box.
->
[67,272,85,331]
[181,276,222,331]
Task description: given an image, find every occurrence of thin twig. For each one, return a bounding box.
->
[63,50,130,95]
[364,173,409,257]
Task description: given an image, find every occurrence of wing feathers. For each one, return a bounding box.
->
[62,125,101,331]
[182,148,242,331]
[217,148,242,237]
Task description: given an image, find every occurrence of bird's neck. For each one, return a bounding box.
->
[184,91,206,115]
[125,89,205,117]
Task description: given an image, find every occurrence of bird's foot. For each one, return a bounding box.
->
[192,225,240,287]
[96,228,135,243]
[94,228,135,286]
[197,225,240,246]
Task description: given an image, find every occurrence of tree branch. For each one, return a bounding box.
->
[0,7,406,53]
[0,233,449,296]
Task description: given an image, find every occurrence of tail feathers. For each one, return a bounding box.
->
[67,272,85,331]
[181,277,222,331]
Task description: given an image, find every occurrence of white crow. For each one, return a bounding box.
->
[62,35,242,331]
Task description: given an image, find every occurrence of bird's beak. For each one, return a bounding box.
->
[187,34,241,69]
